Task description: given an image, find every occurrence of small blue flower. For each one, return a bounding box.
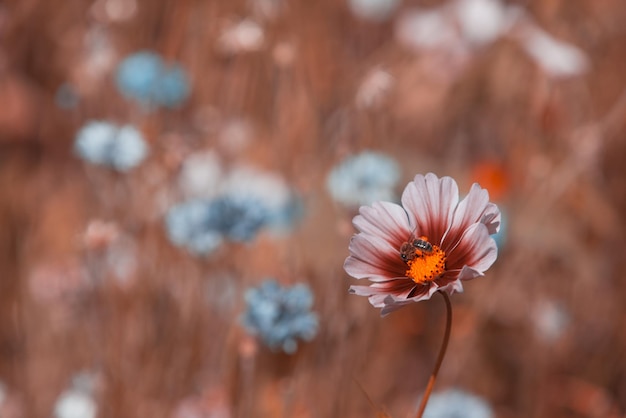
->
[115,50,190,109]
[154,66,190,108]
[164,194,270,255]
[208,194,269,242]
[221,166,299,232]
[327,151,401,207]
[422,389,494,418]
[241,280,319,354]
[74,121,148,171]
[265,194,304,233]
[165,199,224,256]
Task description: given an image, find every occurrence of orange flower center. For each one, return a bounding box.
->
[403,238,447,285]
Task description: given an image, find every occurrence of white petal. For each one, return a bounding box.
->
[353,201,411,245]
[447,223,498,275]
[401,173,459,243]
[443,183,497,249]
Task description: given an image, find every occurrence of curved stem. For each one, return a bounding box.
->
[415,291,453,418]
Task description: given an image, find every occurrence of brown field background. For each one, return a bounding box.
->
[1,0,626,417]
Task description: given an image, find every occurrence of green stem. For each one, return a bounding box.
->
[415,291,452,418]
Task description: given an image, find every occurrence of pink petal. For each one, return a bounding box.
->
[436,278,464,295]
[456,265,485,281]
[353,201,411,246]
[350,278,418,310]
[442,183,490,250]
[344,234,406,280]
[401,173,458,244]
[379,284,438,316]
[446,223,497,275]
[481,203,501,235]
[380,299,414,316]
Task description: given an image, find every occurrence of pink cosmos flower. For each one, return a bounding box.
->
[345,173,500,315]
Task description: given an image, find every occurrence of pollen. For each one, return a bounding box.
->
[405,243,446,285]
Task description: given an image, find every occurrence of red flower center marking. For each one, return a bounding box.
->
[401,237,447,284]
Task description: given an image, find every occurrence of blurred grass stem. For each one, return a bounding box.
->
[415,291,452,418]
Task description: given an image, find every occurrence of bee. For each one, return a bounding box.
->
[400,236,433,262]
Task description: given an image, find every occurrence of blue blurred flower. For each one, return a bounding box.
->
[165,199,225,256]
[209,194,269,241]
[327,151,401,207]
[115,50,190,108]
[220,166,302,232]
[165,194,270,256]
[422,389,493,418]
[241,279,319,354]
[55,83,79,109]
[74,121,148,171]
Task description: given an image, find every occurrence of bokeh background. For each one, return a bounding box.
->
[1,0,625,417]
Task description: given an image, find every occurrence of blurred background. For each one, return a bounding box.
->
[0,0,625,417]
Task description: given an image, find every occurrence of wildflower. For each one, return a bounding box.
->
[395,8,459,51]
[74,121,148,171]
[516,24,589,78]
[454,0,511,46]
[533,300,569,343]
[53,372,98,418]
[345,173,499,315]
[115,50,190,108]
[217,19,264,55]
[79,27,116,86]
[165,195,268,255]
[178,150,223,199]
[241,279,319,354]
[90,0,138,23]
[164,199,225,256]
[355,68,394,109]
[221,166,299,231]
[348,0,401,22]
[421,389,494,418]
[327,151,401,208]
[207,195,270,241]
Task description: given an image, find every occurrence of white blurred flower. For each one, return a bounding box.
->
[105,237,138,285]
[518,25,589,77]
[221,166,291,213]
[53,390,96,418]
[348,0,400,22]
[422,389,493,418]
[395,8,459,51]
[326,151,401,208]
[397,1,520,52]
[91,0,138,23]
[217,118,253,154]
[454,0,511,46]
[218,19,264,54]
[179,150,223,198]
[82,219,120,250]
[533,300,569,342]
[356,68,394,109]
[81,27,116,84]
